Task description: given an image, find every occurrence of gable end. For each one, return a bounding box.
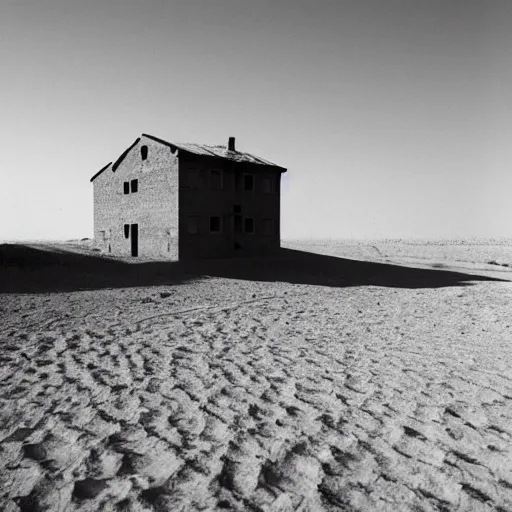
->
[112,137,141,172]
[90,162,112,182]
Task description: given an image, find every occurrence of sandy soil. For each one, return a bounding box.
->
[1,240,512,511]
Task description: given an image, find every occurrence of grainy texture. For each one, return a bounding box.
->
[93,137,179,260]
[92,134,283,261]
[1,242,512,511]
[179,153,281,259]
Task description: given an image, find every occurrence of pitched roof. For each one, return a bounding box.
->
[90,133,286,182]
[90,137,140,182]
[143,133,287,171]
[89,162,112,182]
[112,137,141,172]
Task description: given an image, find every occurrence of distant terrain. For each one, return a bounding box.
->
[284,237,512,268]
[1,239,511,511]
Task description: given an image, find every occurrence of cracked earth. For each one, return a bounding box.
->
[1,263,512,511]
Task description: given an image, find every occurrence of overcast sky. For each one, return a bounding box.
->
[1,0,511,240]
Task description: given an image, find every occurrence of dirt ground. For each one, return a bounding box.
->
[1,240,512,511]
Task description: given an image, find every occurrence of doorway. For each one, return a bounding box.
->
[131,223,138,257]
[233,215,242,251]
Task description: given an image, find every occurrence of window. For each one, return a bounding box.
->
[210,216,222,233]
[263,176,275,194]
[210,169,223,190]
[243,217,255,234]
[187,215,199,234]
[123,182,129,194]
[262,218,274,235]
[131,179,138,193]
[233,204,241,214]
[141,145,148,161]
[124,224,130,239]
[243,173,254,191]
[188,169,204,189]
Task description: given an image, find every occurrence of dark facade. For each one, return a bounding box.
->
[91,134,286,260]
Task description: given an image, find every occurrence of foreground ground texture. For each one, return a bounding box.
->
[1,242,512,511]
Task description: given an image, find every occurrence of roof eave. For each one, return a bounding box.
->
[141,133,178,153]
[143,132,287,171]
[111,137,141,172]
[90,162,112,182]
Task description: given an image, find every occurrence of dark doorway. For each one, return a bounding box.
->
[233,215,242,252]
[234,215,242,234]
[131,224,138,257]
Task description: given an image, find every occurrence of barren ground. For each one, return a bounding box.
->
[1,240,512,511]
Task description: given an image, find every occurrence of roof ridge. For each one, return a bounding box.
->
[90,133,287,182]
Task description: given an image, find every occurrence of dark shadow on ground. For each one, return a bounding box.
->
[0,244,506,294]
[0,244,195,294]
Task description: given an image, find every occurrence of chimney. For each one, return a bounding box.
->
[228,137,235,151]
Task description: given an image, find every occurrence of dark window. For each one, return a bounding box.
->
[188,169,203,189]
[210,216,222,233]
[233,204,241,214]
[141,145,148,160]
[263,176,275,194]
[243,173,254,191]
[188,215,199,234]
[243,217,254,234]
[124,224,130,238]
[262,218,274,235]
[123,182,129,194]
[210,169,223,190]
[131,179,138,193]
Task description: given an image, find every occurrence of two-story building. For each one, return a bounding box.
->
[90,134,287,260]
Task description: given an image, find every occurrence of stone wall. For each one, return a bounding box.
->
[92,136,179,260]
[93,136,284,260]
[178,153,282,259]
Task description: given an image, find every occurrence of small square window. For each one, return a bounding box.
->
[188,169,204,189]
[233,204,241,214]
[263,176,275,194]
[210,169,223,190]
[262,218,274,235]
[124,224,130,239]
[243,173,254,191]
[187,215,199,234]
[131,179,138,193]
[123,182,129,194]
[210,216,222,233]
[243,217,254,234]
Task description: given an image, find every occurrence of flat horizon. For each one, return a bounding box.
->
[2,0,512,240]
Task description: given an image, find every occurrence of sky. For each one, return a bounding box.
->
[1,0,512,241]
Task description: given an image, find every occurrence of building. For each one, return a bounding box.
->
[90,134,287,260]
